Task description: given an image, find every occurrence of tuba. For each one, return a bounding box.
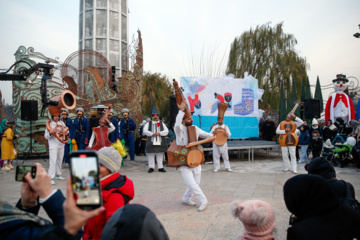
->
[46,90,76,144]
[212,102,229,146]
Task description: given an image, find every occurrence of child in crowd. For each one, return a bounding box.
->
[308,130,323,159]
[83,147,134,240]
[1,121,18,171]
[231,199,276,240]
[298,125,310,163]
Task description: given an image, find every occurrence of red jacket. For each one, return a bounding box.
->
[83,172,134,240]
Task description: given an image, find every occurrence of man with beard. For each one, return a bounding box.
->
[142,107,169,173]
[60,108,73,164]
[73,107,89,150]
[175,98,213,212]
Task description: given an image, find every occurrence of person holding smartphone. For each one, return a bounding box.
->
[82,147,134,240]
[45,114,66,185]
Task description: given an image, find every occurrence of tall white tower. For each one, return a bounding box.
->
[79,0,128,76]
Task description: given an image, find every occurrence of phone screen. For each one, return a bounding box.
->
[70,154,102,209]
[15,165,36,182]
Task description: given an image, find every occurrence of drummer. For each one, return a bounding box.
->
[210,106,232,173]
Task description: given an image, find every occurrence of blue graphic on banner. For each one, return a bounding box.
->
[234,89,254,116]
[192,115,258,139]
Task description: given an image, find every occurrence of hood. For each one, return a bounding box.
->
[101,173,135,202]
[323,139,334,149]
[101,204,169,240]
[336,117,344,124]
[283,174,339,219]
[305,157,336,179]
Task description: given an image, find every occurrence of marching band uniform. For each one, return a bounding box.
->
[143,107,169,173]
[107,110,120,143]
[210,123,231,172]
[174,110,213,211]
[120,108,136,161]
[73,107,89,150]
[45,117,66,185]
[60,108,73,164]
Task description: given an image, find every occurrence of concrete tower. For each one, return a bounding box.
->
[79,0,128,76]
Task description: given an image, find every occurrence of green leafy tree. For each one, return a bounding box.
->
[142,72,173,122]
[226,22,308,110]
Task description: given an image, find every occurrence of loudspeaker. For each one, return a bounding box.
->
[304,99,321,119]
[21,100,38,121]
[169,95,178,124]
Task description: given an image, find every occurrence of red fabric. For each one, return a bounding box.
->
[83,172,134,240]
[325,94,355,123]
[187,94,200,112]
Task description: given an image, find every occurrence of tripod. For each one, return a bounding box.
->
[23,120,45,164]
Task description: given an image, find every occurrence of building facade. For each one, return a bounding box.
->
[79,0,128,76]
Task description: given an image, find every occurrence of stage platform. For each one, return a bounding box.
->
[202,140,280,161]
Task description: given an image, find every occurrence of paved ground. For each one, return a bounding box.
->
[1,149,359,240]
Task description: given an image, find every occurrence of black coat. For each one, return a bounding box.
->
[284,175,360,240]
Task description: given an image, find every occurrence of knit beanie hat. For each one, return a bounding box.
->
[231,200,275,240]
[305,157,336,179]
[98,147,122,173]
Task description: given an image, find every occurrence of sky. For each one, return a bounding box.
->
[0,0,359,106]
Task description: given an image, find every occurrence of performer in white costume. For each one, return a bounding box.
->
[210,119,232,172]
[44,114,67,185]
[142,106,169,173]
[175,98,213,212]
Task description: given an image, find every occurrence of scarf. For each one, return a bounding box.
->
[0,119,7,134]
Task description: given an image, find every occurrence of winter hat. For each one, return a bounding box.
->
[121,108,129,114]
[305,157,336,179]
[61,108,69,115]
[231,200,275,240]
[312,118,318,125]
[98,147,122,173]
[76,107,84,113]
[101,204,169,240]
[345,137,356,147]
[266,116,271,120]
[323,139,334,149]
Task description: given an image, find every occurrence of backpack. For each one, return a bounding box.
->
[340,181,360,215]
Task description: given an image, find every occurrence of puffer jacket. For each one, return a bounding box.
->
[83,172,134,240]
[298,125,310,145]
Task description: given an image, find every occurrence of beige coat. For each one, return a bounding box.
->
[1,128,16,160]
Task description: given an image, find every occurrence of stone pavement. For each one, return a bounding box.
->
[1,149,359,240]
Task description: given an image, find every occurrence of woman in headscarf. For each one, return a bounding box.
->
[283,174,360,240]
[1,120,18,171]
[0,119,8,167]
[349,120,360,139]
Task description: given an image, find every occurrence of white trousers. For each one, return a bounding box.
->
[212,143,231,170]
[281,146,297,171]
[48,146,64,178]
[180,165,207,204]
[147,152,164,169]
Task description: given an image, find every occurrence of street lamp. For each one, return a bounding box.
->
[353,24,360,38]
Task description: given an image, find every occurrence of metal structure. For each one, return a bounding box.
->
[10,30,143,157]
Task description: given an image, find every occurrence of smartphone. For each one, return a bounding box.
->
[69,150,102,210]
[15,165,36,182]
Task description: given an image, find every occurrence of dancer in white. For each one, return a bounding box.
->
[45,114,66,185]
[175,98,213,212]
[210,117,232,172]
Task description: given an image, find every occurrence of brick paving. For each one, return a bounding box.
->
[1,149,359,239]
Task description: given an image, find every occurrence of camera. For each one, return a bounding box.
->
[15,165,36,182]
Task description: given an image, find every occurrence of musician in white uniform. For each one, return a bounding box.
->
[44,113,67,185]
[142,107,168,173]
[210,117,232,172]
[175,98,213,212]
